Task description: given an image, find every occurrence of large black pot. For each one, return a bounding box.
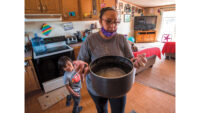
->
[89,56,135,98]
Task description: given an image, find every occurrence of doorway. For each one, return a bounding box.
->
[158,11,176,42]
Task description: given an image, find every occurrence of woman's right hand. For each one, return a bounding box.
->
[73,60,89,82]
[132,53,147,68]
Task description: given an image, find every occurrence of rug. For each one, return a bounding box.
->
[135,57,175,96]
[134,42,175,96]
[37,86,69,110]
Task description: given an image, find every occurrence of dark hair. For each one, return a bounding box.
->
[99,7,116,19]
[58,56,72,72]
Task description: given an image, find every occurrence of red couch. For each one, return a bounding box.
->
[133,47,161,74]
[162,42,176,59]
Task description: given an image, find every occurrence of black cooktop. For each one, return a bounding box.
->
[43,36,66,44]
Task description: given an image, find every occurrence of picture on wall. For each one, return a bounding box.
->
[116,9,122,22]
[119,2,123,10]
[138,9,143,14]
[63,22,73,31]
[124,14,131,22]
[135,7,138,13]
[131,11,134,17]
[138,9,141,13]
[131,6,135,17]
[132,6,135,12]
[124,4,131,13]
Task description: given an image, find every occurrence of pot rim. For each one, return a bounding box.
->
[89,55,134,79]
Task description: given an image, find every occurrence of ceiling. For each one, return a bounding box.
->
[123,0,176,7]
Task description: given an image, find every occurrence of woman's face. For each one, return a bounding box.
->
[100,10,119,32]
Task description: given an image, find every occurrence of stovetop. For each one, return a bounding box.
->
[35,46,70,56]
[33,36,73,59]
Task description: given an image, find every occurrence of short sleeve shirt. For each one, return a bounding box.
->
[63,70,82,92]
[77,32,134,96]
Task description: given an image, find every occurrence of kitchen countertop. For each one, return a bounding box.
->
[25,50,33,60]
[69,42,82,48]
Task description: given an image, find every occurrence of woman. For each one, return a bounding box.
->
[73,7,147,113]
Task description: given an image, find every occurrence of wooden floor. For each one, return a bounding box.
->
[25,42,175,113]
[135,57,175,96]
[25,82,175,113]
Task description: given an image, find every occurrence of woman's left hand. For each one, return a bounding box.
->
[73,60,89,82]
[132,53,147,68]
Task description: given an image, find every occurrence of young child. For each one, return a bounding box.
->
[58,56,83,113]
[131,43,138,52]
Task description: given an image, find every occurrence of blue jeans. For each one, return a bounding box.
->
[67,91,81,113]
[88,91,126,113]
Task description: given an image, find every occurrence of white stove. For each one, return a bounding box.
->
[33,36,73,59]
[32,36,74,93]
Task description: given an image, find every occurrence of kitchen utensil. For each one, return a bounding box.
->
[31,33,47,53]
[89,56,135,98]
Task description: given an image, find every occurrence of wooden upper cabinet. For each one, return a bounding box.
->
[40,0,62,14]
[25,0,41,14]
[25,0,62,14]
[92,0,101,19]
[25,0,116,20]
[80,0,93,19]
[62,0,80,21]
[80,0,100,20]
[100,0,116,9]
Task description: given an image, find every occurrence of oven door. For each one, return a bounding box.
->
[33,51,74,93]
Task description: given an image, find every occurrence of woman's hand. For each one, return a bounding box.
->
[73,60,89,82]
[132,53,147,68]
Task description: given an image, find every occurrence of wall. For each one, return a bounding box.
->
[25,0,144,40]
[143,4,176,41]
[116,2,176,41]
[25,20,100,39]
[116,0,143,37]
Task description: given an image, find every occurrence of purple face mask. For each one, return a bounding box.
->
[101,27,116,37]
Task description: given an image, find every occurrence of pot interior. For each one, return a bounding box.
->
[90,56,133,78]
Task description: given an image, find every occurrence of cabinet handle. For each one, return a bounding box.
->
[63,13,68,18]
[24,61,29,67]
[37,5,41,11]
[43,5,47,12]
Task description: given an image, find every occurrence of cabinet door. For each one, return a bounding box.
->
[143,34,151,42]
[80,0,93,19]
[102,0,116,9]
[136,34,144,43]
[62,0,80,20]
[25,66,39,93]
[25,60,40,94]
[148,32,156,42]
[148,34,153,42]
[91,0,101,19]
[25,0,42,14]
[41,0,62,14]
[73,46,81,60]
[136,32,146,43]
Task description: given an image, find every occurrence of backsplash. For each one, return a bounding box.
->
[25,20,133,40]
[25,20,100,39]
